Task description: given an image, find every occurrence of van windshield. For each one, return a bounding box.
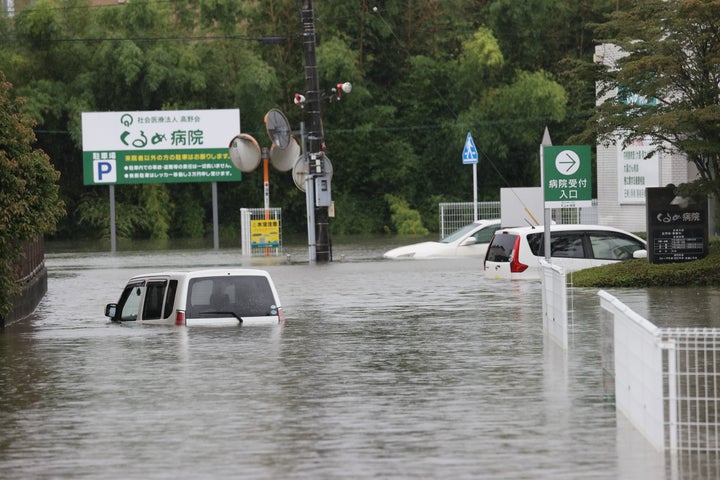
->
[187,276,277,319]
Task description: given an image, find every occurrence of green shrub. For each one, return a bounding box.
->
[572,238,720,287]
[385,194,429,236]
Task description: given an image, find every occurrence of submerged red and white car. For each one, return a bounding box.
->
[105,269,284,326]
[483,224,647,280]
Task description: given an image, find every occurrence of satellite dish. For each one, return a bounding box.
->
[270,136,301,172]
[228,134,261,172]
[264,108,291,149]
[292,154,333,192]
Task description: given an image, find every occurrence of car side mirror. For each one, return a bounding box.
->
[633,249,647,259]
[460,237,477,247]
[105,303,117,319]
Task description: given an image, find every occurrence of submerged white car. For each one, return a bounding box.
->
[105,269,284,326]
[383,219,502,259]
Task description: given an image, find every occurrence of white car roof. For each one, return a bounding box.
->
[126,268,273,282]
[495,223,641,236]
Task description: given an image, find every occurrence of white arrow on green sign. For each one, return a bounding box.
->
[542,145,592,208]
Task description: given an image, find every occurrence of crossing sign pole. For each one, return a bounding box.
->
[462,132,479,221]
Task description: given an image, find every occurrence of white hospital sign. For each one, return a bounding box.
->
[82,109,241,185]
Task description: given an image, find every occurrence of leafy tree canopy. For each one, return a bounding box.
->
[589,0,720,202]
[0,0,624,239]
[0,72,65,316]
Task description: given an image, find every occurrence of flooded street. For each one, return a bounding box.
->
[1,240,718,479]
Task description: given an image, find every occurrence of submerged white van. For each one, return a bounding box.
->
[105,269,284,326]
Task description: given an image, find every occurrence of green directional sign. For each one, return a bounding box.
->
[542,145,592,208]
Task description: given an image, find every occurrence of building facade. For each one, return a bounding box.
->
[593,43,699,233]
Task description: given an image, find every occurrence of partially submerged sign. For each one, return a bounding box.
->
[251,219,280,248]
[82,109,241,185]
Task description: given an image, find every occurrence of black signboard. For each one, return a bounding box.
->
[646,186,709,264]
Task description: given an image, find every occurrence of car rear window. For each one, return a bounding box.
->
[485,233,519,262]
[187,276,277,319]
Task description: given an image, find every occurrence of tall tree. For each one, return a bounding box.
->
[0,73,65,316]
[589,0,720,209]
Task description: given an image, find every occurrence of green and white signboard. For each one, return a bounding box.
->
[82,109,241,185]
[542,145,592,208]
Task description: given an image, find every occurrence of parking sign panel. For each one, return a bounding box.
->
[82,109,241,185]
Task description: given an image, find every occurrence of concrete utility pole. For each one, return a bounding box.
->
[300,0,332,262]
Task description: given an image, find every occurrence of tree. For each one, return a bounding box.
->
[589,0,720,210]
[0,72,65,316]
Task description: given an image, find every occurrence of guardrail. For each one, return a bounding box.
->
[599,290,720,457]
[2,235,47,327]
[539,259,570,350]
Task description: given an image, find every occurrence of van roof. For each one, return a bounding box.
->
[127,268,273,282]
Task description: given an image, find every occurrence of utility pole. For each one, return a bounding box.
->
[300,0,332,262]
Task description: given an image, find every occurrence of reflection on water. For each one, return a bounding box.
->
[0,240,718,479]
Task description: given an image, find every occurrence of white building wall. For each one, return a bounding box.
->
[597,143,648,232]
[594,44,696,233]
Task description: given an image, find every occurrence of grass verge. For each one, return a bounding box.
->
[572,238,720,288]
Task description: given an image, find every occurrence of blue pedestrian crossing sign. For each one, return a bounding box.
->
[462,132,478,165]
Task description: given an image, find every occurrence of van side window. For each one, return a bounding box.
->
[163,280,178,319]
[142,281,167,320]
[117,282,145,321]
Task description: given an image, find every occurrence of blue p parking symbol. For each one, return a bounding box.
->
[93,159,116,183]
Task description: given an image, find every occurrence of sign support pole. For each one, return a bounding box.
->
[212,182,219,250]
[262,148,271,256]
[109,185,117,253]
[541,128,552,262]
[300,122,317,262]
[472,162,478,222]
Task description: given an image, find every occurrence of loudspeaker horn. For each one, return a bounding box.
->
[228,134,261,173]
[270,136,301,172]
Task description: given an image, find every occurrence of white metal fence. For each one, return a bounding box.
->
[439,200,598,238]
[240,207,282,257]
[438,202,500,238]
[599,290,720,460]
[539,259,570,350]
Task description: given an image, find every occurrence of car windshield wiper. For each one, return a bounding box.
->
[197,311,244,323]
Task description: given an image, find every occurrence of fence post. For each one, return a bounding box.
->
[666,339,678,452]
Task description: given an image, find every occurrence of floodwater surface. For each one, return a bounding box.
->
[1,241,718,479]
